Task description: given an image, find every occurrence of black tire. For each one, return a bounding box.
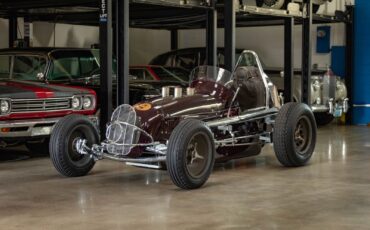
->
[314,112,334,126]
[50,114,99,177]
[167,119,215,190]
[25,139,50,156]
[273,102,317,167]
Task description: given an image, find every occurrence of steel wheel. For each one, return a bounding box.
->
[185,132,212,179]
[273,102,317,167]
[50,115,98,177]
[294,116,313,155]
[66,125,93,167]
[167,119,215,189]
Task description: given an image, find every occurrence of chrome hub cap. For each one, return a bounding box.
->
[186,133,209,178]
[294,116,312,155]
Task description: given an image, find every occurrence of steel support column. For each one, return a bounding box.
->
[206,0,217,66]
[8,16,17,48]
[24,17,31,47]
[224,0,236,71]
[345,5,354,125]
[170,29,178,50]
[116,0,130,105]
[301,0,312,105]
[99,0,113,136]
[284,17,294,103]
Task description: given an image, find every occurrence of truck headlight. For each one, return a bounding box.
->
[83,96,93,110]
[71,96,82,110]
[0,99,11,114]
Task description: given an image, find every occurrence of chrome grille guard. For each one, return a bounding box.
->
[104,104,156,156]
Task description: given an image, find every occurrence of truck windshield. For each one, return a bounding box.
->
[150,67,190,83]
[0,55,47,81]
[49,50,100,82]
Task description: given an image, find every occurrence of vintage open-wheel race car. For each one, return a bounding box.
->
[49,50,317,190]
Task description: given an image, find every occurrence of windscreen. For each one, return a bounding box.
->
[189,66,233,87]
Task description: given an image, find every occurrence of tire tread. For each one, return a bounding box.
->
[50,114,97,177]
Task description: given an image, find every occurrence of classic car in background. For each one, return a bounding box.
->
[130,65,190,84]
[0,80,97,155]
[150,47,348,126]
[49,50,317,190]
[266,67,348,126]
[0,48,161,106]
[251,0,331,12]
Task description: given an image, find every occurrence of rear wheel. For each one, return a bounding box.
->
[273,102,317,167]
[50,114,99,177]
[167,119,215,190]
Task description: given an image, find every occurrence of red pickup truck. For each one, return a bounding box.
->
[0,80,97,155]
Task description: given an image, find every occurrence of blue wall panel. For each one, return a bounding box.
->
[331,46,345,78]
[316,26,331,53]
[353,0,370,125]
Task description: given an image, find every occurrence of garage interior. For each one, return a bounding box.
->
[1,0,370,229]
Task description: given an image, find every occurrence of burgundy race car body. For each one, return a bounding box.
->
[49,51,317,190]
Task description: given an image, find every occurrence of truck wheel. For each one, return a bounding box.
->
[273,102,317,167]
[25,139,50,156]
[314,112,334,126]
[50,114,99,177]
[167,119,215,189]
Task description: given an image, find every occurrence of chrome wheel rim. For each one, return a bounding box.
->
[185,132,210,178]
[67,125,93,166]
[294,116,312,155]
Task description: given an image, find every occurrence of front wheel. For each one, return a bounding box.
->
[167,119,215,190]
[49,114,99,177]
[273,102,317,167]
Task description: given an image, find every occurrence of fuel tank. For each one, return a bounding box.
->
[133,94,228,142]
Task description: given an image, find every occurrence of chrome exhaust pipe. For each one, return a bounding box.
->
[174,87,183,98]
[162,87,170,98]
[102,153,166,163]
[206,107,279,127]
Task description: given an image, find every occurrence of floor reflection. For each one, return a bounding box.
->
[1,125,370,229]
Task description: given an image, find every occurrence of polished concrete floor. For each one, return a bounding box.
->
[1,125,370,229]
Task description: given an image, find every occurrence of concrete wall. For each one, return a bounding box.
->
[178,23,345,68]
[32,22,99,48]
[31,22,171,65]
[130,29,171,64]
[0,19,9,49]
[0,1,350,67]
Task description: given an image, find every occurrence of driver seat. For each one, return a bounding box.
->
[233,66,266,111]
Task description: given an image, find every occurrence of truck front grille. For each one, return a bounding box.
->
[11,98,72,113]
